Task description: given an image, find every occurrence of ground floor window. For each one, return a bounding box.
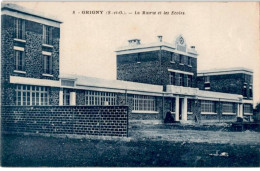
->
[222,102,235,113]
[201,100,216,113]
[85,90,117,105]
[133,95,156,112]
[16,85,49,106]
[63,89,70,105]
[244,104,252,114]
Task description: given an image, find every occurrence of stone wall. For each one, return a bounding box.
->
[2,106,128,137]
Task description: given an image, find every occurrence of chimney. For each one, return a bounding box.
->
[128,39,141,46]
[157,35,163,42]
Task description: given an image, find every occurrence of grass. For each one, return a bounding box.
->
[1,133,259,167]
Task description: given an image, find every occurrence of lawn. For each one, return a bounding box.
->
[1,133,259,167]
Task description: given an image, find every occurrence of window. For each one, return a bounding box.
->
[137,53,141,63]
[63,89,70,105]
[180,55,184,64]
[43,25,52,45]
[187,75,192,87]
[222,102,235,113]
[14,50,25,71]
[175,54,180,63]
[43,55,52,74]
[204,76,210,83]
[180,74,184,86]
[61,80,75,87]
[201,100,216,113]
[14,18,25,39]
[170,53,175,62]
[244,104,252,114]
[188,57,192,66]
[133,95,156,112]
[243,83,247,97]
[188,99,192,113]
[16,85,49,106]
[169,72,175,85]
[85,90,117,106]
[249,86,253,97]
[204,76,210,90]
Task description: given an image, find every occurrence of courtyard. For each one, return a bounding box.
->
[1,123,259,167]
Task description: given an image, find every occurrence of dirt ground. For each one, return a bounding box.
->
[1,124,260,167]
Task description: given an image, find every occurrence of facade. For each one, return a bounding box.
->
[1,3,62,107]
[1,4,254,125]
[197,68,254,116]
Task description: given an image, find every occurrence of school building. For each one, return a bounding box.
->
[1,3,254,126]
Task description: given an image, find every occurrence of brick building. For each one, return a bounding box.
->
[1,4,254,125]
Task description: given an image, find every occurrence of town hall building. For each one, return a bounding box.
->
[1,3,254,125]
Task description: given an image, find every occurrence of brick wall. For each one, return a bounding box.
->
[197,73,253,100]
[1,15,60,106]
[2,106,128,137]
[117,50,197,87]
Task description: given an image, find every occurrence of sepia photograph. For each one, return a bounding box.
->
[1,1,259,167]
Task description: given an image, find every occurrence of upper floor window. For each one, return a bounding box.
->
[43,55,52,74]
[14,18,25,40]
[249,86,253,98]
[170,53,175,62]
[188,57,192,66]
[136,53,141,63]
[169,72,175,85]
[175,54,180,63]
[179,74,184,86]
[43,25,52,45]
[180,55,184,64]
[204,76,210,83]
[204,76,210,90]
[14,50,25,71]
[243,83,247,97]
[187,75,192,87]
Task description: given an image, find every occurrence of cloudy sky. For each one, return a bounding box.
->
[8,2,260,104]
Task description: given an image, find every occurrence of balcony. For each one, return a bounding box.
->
[166,85,198,96]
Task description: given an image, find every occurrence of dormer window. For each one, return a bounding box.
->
[43,25,52,45]
[14,18,25,40]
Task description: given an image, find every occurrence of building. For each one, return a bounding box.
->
[1,4,254,125]
[197,68,254,116]
[1,3,62,107]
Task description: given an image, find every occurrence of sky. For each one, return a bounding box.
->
[5,1,260,105]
